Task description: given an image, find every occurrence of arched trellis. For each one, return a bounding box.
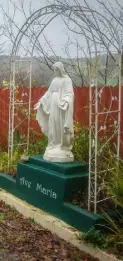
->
[8,59,32,162]
[9,3,122,213]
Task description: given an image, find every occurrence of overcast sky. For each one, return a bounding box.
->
[0,0,122,57]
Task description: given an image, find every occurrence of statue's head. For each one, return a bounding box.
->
[53,61,66,77]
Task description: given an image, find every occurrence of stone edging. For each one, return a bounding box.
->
[0,189,121,261]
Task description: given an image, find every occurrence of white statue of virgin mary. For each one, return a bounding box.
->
[34,61,74,162]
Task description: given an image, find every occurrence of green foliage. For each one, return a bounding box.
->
[0,129,48,175]
[101,211,123,246]
[31,113,36,119]
[82,164,123,253]
[82,221,123,259]
[101,161,123,246]
[0,214,5,221]
[72,122,118,209]
[82,227,109,250]
[28,134,48,156]
[72,122,89,162]
[107,159,123,207]
[93,160,123,251]
[78,148,123,254]
[0,152,9,172]
[0,149,23,175]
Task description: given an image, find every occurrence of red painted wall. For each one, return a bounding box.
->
[0,86,123,149]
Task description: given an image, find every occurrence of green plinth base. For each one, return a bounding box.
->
[16,155,88,213]
[0,156,122,232]
[0,155,105,232]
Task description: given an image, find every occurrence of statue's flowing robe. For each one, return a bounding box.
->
[36,76,74,150]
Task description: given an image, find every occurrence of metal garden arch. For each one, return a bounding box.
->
[9,3,122,213]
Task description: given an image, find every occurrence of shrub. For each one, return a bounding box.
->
[72,122,89,162]
[82,226,109,250]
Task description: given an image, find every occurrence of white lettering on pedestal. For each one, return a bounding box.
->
[19,178,57,200]
[36,183,57,199]
[20,177,31,188]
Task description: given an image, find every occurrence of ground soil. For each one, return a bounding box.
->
[0,200,100,261]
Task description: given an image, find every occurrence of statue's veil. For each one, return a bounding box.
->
[53,61,67,77]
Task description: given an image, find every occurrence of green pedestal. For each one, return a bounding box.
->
[16,155,88,214]
[0,155,121,232]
